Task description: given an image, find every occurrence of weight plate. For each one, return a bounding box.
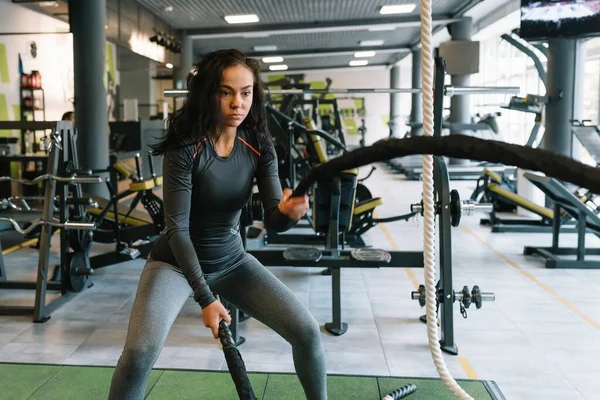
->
[450,189,462,227]
[63,252,89,292]
[69,229,93,253]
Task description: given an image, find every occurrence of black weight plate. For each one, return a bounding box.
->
[450,189,462,227]
[63,252,89,292]
[69,229,93,253]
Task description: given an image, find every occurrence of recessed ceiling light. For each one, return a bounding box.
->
[165,63,174,69]
[350,60,369,67]
[254,45,277,51]
[369,25,396,32]
[379,4,416,14]
[243,33,270,38]
[269,64,288,71]
[164,5,174,12]
[354,51,376,58]
[359,40,384,46]
[263,56,284,63]
[225,14,259,24]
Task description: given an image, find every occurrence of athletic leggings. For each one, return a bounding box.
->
[107,253,327,399]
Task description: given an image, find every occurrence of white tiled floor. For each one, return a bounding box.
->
[1,163,599,400]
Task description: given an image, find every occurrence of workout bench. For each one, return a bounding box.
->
[247,167,423,337]
[523,173,600,269]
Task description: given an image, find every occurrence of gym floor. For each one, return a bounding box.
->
[1,163,599,400]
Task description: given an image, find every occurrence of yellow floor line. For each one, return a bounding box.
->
[375,211,478,379]
[461,224,600,332]
[458,357,479,379]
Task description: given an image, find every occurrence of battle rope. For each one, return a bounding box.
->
[291,136,600,198]
[218,320,257,400]
[289,135,600,398]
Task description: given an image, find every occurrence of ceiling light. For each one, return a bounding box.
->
[225,14,259,24]
[379,4,416,14]
[243,33,270,38]
[39,1,59,7]
[263,56,284,63]
[369,25,396,32]
[254,45,277,51]
[350,60,369,66]
[165,63,173,69]
[269,64,288,71]
[164,5,174,12]
[359,40,384,46]
[354,51,376,58]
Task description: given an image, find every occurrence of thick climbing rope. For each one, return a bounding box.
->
[419,0,474,398]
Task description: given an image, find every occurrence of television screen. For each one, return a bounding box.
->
[520,1,600,40]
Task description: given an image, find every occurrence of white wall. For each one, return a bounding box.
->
[0,0,74,134]
[0,0,69,34]
[0,0,123,138]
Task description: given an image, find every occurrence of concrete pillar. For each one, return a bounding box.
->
[410,48,423,136]
[69,0,109,196]
[389,65,402,138]
[572,39,587,162]
[448,17,473,165]
[175,33,193,89]
[544,38,577,158]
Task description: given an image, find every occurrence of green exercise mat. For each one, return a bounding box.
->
[0,363,505,400]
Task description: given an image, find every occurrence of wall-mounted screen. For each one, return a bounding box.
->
[520,1,600,40]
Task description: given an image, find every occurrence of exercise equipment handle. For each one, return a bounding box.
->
[147,153,156,178]
[444,85,519,97]
[62,221,96,230]
[461,200,493,215]
[69,168,93,175]
[0,174,102,185]
[0,217,96,235]
[454,292,496,302]
[134,153,143,181]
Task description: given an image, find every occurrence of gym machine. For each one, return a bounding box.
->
[264,105,413,249]
[390,63,517,181]
[524,172,600,269]
[0,121,101,322]
[85,152,164,270]
[227,59,497,354]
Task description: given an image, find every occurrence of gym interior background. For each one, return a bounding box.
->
[0,0,599,399]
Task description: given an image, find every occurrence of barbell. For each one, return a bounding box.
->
[163,85,520,98]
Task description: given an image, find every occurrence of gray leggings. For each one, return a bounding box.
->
[108,253,327,399]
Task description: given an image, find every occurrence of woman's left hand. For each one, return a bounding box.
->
[278,188,309,221]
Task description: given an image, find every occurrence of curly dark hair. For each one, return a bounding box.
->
[151,49,267,154]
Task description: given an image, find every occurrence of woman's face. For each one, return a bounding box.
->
[219,64,254,129]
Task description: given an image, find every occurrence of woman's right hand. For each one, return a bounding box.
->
[203,300,232,339]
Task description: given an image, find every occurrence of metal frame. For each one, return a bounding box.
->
[87,153,163,270]
[225,57,496,356]
[164,86,519,98]
[523,173,600,269]
[501,33,547,88]
[397,58,517,181]
[0,122,93,322]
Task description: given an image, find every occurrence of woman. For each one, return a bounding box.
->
[108,49,327,399]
